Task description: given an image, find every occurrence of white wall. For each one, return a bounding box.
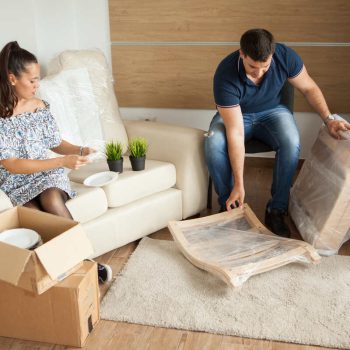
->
[0,0,347,158]
[0,0,111,74]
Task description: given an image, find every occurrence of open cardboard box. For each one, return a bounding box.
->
[0,261,100,347]
[0,206,94,294]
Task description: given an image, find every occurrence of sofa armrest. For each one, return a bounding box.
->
[124,120,208,218]
[0,190,13,212]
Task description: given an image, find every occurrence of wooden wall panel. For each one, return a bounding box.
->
[112,46,350,113]
[112,46,229,109]
[293,47,350,113]
[110,0,350,42]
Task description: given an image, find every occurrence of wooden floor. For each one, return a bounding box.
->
[1,159,349,350]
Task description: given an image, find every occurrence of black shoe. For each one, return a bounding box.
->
[97,263,112,284]
[265,208,291,238]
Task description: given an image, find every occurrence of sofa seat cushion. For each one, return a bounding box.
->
[83,188,182,257]
[68,157,176,208]
[66,182,108,223]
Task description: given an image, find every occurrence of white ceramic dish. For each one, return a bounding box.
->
[83,171,119,187]
[0,228,41,249]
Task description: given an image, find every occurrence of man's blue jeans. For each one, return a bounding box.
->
[204,105,300,212]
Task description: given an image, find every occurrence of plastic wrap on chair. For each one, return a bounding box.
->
[168,204,320,288]
[46,49,129,152]
[290,120,350,256]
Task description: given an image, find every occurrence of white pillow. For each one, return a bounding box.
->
[38,68,104,147]
[47,50,129,152]
[38,74,82,145]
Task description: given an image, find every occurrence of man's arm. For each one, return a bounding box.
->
[288,66,350,139]
[217,106,245,210]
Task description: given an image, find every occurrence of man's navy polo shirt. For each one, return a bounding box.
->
[213,43,303,113]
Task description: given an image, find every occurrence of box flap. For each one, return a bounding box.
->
[34,226,93,280]
[18,206,77,240]
[0,207,20,232]
[0,242,32,285]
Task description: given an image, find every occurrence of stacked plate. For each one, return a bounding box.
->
[83,171,119,187]
[0,228,43,250]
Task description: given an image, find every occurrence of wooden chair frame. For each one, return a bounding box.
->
[168,204,321,288]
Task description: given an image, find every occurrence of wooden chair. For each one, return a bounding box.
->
[169,203,320,288]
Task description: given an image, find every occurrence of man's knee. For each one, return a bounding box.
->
[205,124,227,154]
[279,134,300,158]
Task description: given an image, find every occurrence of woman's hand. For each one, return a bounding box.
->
[62,155,89,170]
[81,147,96,156]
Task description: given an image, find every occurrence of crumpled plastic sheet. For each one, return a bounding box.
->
[290,115,350,256]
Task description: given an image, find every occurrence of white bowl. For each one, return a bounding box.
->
[83,171,119,187]
[0,228,41,249]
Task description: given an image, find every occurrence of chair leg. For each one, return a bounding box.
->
[207,176,212,209]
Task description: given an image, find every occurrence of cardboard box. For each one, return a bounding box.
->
[0,261,100,347]
[0,207,94,294]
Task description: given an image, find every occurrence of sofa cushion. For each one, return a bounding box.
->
[66,182,108,223]
[47,49,129,152]
[82,188,182,258]
[38,68,104,146]
[68,158,176,208]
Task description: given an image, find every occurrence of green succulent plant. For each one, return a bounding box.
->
[128,137,148,158]
[105,141,123,160]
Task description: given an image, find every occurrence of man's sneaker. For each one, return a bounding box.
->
[97,263,112,284]
[265,208,291,238]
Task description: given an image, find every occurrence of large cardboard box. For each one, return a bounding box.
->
[0,207,94,294]
[0,261,100,347]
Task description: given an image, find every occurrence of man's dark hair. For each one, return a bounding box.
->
[240,29,275,62]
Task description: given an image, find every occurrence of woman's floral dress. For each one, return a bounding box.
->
[0,101,76,206]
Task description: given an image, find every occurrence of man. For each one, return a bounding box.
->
[204,28,350,237]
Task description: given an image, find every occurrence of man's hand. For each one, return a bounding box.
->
[326,120,350,139]
[226,184,245,211]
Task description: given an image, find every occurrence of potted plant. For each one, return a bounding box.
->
[105,141,124,173]
[128,137,148,171]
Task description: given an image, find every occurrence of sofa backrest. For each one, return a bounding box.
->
[43,49,129,152]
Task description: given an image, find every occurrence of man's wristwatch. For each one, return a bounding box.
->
[323,114,335,125]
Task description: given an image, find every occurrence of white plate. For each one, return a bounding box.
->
[0,228,41,249]
[83,171,119,187]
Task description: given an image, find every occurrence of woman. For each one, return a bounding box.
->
[0,41,111,283]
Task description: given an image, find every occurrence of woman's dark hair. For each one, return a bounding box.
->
[0,41,38,117]
[240,29,275,62]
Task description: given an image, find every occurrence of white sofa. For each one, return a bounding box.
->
[0,50,208,258]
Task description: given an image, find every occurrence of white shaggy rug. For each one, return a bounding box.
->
[101,237,350,349]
